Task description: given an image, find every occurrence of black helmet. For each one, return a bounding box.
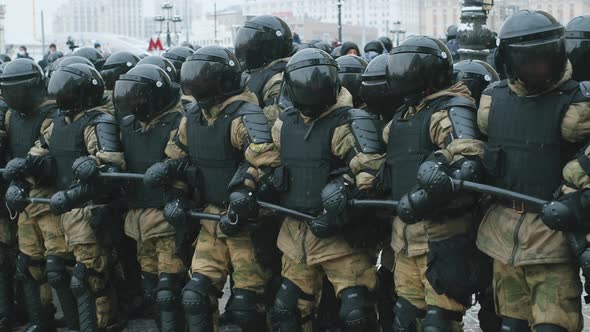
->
[314,41,333,54]
[181,46,245,109]
[163,46,194,72]
[566,15,590,81]
[234,15,293,70]
[498,10,566,94]
[100,51,140,90]
[73,47,106,70]
[0,59,46,113]
[0,54,11,63]
[447,25,459,40]
[387,36,453,99]
[46,55,94,80]
[360,54,401,119]
[340,42,361,56]
[453,60,499,103]
[336,55,368,107]
[331,46,342,59]
[0,62,7,75]
[137,55,177,82]
[113,64,180,122]
[378,36,393,52]
[364,40,385,62]
[284,48,340,117]
[47,63,104,113]
[47,51,64,64]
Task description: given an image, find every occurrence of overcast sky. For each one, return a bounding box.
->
[2,0,241,43]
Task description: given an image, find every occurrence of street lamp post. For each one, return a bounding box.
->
[457,0,495,61]
[337,0,343,43]
[154,1,183,48]
[390,21,406,47]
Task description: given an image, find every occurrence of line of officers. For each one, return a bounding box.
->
[0,9,589,332]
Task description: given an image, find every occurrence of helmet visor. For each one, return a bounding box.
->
[234,27,265,70]
[47,70,83,110]
[1,76,44,112]
[286,65,339,110]
[113,79,153,121]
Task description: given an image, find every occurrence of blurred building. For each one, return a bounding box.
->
[0,3,5,54]
[527,0,590,25]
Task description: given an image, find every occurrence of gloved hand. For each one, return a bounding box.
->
[72,156,99,182]
[220,190,258,236]
[310,177,351,238]
[163,198,189,228]
[49,183,94,215]
[4,180,30,213]
[3,158,29,181]
[49,190,74,215]
[416,160,453,197]
[541,190,590,232]
[144,162,172,188]
[396,187,437,224]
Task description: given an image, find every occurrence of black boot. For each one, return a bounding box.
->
[16,253,50,332]
[71,263,98,332]
[155,273,185,332]
[47,255,79,330]
[0,244,14,332]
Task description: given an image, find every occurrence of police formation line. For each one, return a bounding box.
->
[0,9,589,332]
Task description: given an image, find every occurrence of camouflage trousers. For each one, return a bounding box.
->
[282,251,377,332]
[493,259,583,331]
[137,235,186,275]
[190,227,269,322]
[394,252,464,331]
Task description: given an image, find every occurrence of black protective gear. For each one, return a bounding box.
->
[221,190,258,236]
[225,288,266,331]
[234,15,293,71]
[15,253,49,331]
[376,267,395,332]
[340,42,361,57]
[566,15,590,81]
[379,36,394,52]
[450,157,484,182]
[5,102,57,161]
[0,245,13,332]
[47,51,64,64]
[284,48,341,118]
[121,112,183,209]
[387,36,453,99]
[49,183,95,215]
[0,55,11,63]
[535,324,567,332]
[392,297,425,332]
[364,40,385,55]
[163,46,194,71]
[349,108,384,154]
[45,56,94,81]
[141,271,158,307]
[567,232,590,275]
[114,64,181,123]
[181,46,246,108]
[422,306,462,332]
[100,51,139,90]
[137,55,178,82]
[3,157,29,181]
[360,54,402,119]
[72,156,99,182]
[240,106,273,144]
[453,60,499,104]
[5,180,30,213]
[447,25,458,40]
[155,273,184,332]
[313,41,332,54]
[541,190,590,232]
[72,47,106,70]
[497,10,566,94]
[416,160,453,197]
[396,188,436,224]
[143,159,188,189]
[500,316,531,332]
[47,63,105,114]
[246,60,287,107]
[336,56,368,108]
[46,255,78,330]
[310,177,351,238]
[484,80,585,200]
[182,273,216,332]
[338,286,376,331]
[331,46,342,59]
[0,59,46,113]
[70,262,98,332]
[271,278,314,331]
[163,198,189,228]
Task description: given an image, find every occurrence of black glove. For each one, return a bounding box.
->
[396,187,437,224]
[163,198,189,228]
[49,183,95,215]
[72,156,99,182]
[310,177,351,238]
[416,160,453,197]
[450,157,484,182]
[144,159,187,188]
[3,158,29,181]
[220,190,258,236]
[541,190,590,232]
[4,180,30,213]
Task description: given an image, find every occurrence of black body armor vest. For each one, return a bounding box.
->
[8,104,57,159]
[247,61,286,107]
[121,112,182,209]
[485,80,582,200]
[50,111,102,191]
[279,107,350,214]
[185,101,246,206]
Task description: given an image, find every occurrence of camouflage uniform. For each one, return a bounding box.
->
[247,58,289,126]
[383,82,485,330]
[29,105,126,329]
[165,90,279,327]
[271,89,383,331]
[476,63,586,331]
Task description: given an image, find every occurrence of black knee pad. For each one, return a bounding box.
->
[182,273,213,315]
[226,288,259,327]
[46,255,70,289]
[534,324,567,332]
[501,316,531,332]
[271,278,315,329]
[70,262,90,298]
[141,272,158,301]
[155,273,182,311]
[15,253,33,281]
[422,305,462,332]
[338,286,374,331]
[393,297,425,332]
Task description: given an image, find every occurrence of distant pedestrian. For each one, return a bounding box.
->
[16,46,32,60]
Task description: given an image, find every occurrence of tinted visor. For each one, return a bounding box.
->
[386,52,431,97]
[234,27,265,70]
[566,38,590,81]
[180,61,224,100]
[286,65,339,109]
[339,72,362,99]
[100,67,126,90]
[113,79,154,121]
[1,76,44,112]
[47,70,85,110]
[503,37,566,92]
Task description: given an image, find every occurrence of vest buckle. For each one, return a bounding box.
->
[512,200,525,214]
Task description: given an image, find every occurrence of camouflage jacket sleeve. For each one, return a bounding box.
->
[261,72,284,126]
[560,101,590,191]
[28,118,56,157]
[430,108,485,163]
[83,110,126,169]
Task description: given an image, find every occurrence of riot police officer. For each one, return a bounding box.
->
[235,15,293,124]
[476,10,590,331]
[73,47,106,70]
[0,58,77,331]
[453,59,500,106]
[100,51,140,121]
[360,53,402,123]
[270,48,384,331]
[566,15,590,82]
[383,36,485,331]
[151,45,277,331]
[162,46,194,73]
[336,55,368,109]
[114,64,186,332]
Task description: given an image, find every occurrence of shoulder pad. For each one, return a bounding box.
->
[482,80,505,96]
[442,96,477,110]
[95,114,122,152]
[239,103,272,144]
[121,114,136,127]
[447,104,481,140]
[348,108,384,154]
[278,107,297,121]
